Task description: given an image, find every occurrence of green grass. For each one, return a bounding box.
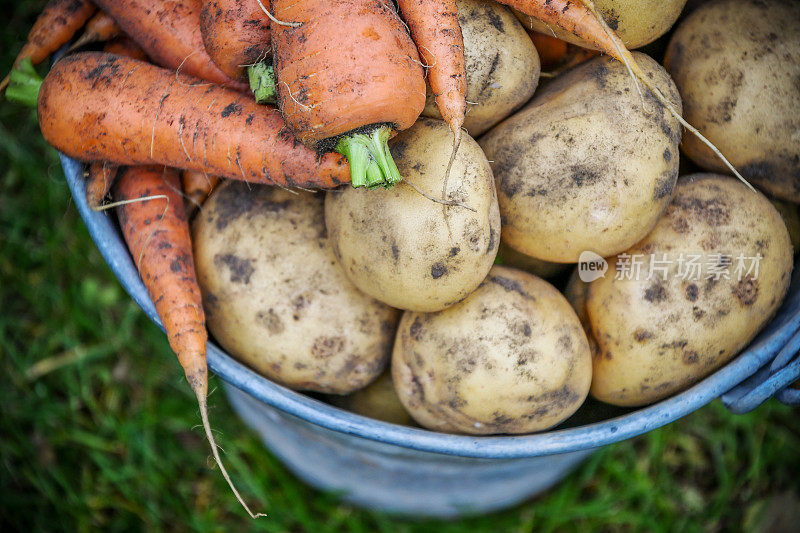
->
[1,3,799,531]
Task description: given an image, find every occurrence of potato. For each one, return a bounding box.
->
[497,241,569,278]
[421,0,540,137]
[193,182,398,394]
[514,0,687,49]
[480,52,682,263]
[392,266,592,435]
[325,118,500,312]
[328,372,415,426]
[664,0,800,202]
[585,174,793,406]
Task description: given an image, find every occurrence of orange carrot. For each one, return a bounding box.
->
[85,161,119,210]
[113,165,263,518]
[67,10,121,52]
[529,31,598,73]
[182,170,220,217]
[1,0,95,92]
[396,0,466,190]
[200,0,271,80]
[92,0,248,91]
[268,0,425,188]
[102,36,149,62]
[35,52,349,188]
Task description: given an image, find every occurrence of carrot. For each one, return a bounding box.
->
[1,0,95,92]
[496,0,752,188]
[200,0,271,80]
[182,170,220,217]
[85,161,119,210]
[113,165,263,518]
[396,0,466,199]
[91,0,248,91]
[103,36,149,62]
[529,31,598,73]
[34,52,349,188]
[529,31,569,70]
[266,0,426,188]
[67,10,121,53]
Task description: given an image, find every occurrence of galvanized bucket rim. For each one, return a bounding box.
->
[61,154,800,459]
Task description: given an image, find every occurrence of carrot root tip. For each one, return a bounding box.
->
[5,58,42,108]
[248,62,277,105]
[336,126,401,189]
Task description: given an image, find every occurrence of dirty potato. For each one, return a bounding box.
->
[328,371,415,426]
[193,182,398,394]
[325,118,500,312]
[585,174,793,406]
[480,52,682,263]
[664,0,800,202]
[392,266,592,435]
[515,0,687,49]
[422,0,540,137]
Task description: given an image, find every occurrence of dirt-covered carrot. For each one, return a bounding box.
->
[200,0,271,80]
[182,170,220,217]
[85,161,119,210]
[113,165,263,518]
[92,0,247,91]
[103,36,149,62]
[265,0,425,188]
[32,52,348,188]
[396,0,466,187]
[1,0,95,92]
[496,0,752,187]
[67,10,121,52]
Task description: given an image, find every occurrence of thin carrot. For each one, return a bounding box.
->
[33,52,349,188]
[396,0,466,202]
[1,0,95,92]
[496,0,753,188]
[91,0,248,91]
[182,170,220,217]
[200,0,271,80]
[113,165,263,518]
[85,161,119,210]
[67,10,121,53]
[102,36,149,62]
[265,0,426,188]
[529,31,598,74]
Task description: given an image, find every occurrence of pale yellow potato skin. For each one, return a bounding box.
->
[514,0,687,49]
[664,0,800,202]
[392,266,591,435]
[586,174,793,406]
[329,372,415,426]
[325,118,500,312]
[422,0,540,137]
[193,182,398,395]
[480,52,682,263]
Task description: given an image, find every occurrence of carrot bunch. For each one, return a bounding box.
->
[4,0,756,520]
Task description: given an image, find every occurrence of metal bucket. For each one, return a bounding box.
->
[61,155,800,517]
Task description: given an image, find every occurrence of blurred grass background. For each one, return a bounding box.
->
[1,1,799,531]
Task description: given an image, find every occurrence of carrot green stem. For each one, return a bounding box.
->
[247,62,277,105]
[5,59,42,108]
[336,126,401,189]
